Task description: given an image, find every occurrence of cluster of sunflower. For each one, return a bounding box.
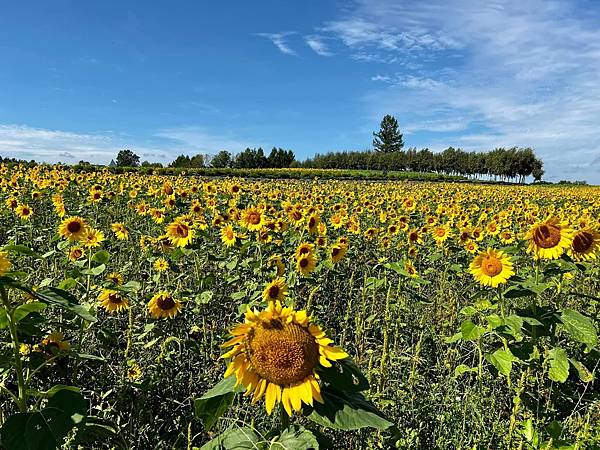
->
[1,163,599,434]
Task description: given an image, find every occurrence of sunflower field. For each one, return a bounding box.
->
[0,163,599,450]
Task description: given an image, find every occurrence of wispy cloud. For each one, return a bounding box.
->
[0,124,249,165]
[304,35,332,56]
[256,32,297,56]
[323,0,600,183]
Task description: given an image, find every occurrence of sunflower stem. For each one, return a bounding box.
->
[279,404,290,431]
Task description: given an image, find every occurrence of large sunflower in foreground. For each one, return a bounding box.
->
[469,248,514,288]
[525,217,573,260]
[568,227,600,261]
[221,301,348,416]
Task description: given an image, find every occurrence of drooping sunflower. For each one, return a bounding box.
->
[98,289,129,314]
[330,243,347,264]
[568,227,600,261]
[525,217,573,260]
[296,253,317,276]
[221,301,348,416]
[166,219,195,248]
[106,271,124,285]
[68,247,84,261]
[148,291,182,319]
[240,207,265,231]
[221,225,237,247]
[295,242,314,259]
[111,223,129,240]
[469,248,514,288]
[58,216,88,241]
[0,251,11,276]
[262,278,288,303]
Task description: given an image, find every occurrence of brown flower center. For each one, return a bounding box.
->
[157,295,176,310]
[481,255,503,277]
[67,221,82,233]
[572,231,593,253]
[268,285,280,299]
[533,224,561,249]
[247,320,319,385]
[176,225,189,237]
[248,212,261,225]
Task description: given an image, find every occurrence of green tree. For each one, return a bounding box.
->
[115,149,140,167]
[169,155,192,168]
[211,150,233,168]
[373,115,404,153]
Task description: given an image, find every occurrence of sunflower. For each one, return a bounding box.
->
[40,332,71,353]
[106,272,124,285]
[295,242,314,259]
[153,258,170,272]
[221,225,237,247]
[58,216,88,241]
[98,289,129,314]
[404,260,418,278]
[82,228,105,248]
[432,225,451,245]
[499,229,515,245]
[469,248,514,288]
[296,253,317,276]
[568,227,600,261]
[464,240,479,254]
[68,247,84,261]
[241,207,265,231]
[221,301,348,416]
[111,223,129,240]
[525,217,573,260]
[262,278,288,303]
[330,243,347,264]
[0,251,11,276]
[269,255,285,277]
[148,291,182,319]
[166,219,195,248]
[127,362,142,381]
[15,204,33,220]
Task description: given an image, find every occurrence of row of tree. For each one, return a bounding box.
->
[300,147,544,182]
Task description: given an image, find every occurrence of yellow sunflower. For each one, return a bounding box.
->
[296,253,317,276]
[262,278,288,303]
[82,228,105,248]
[330,243,348,264]
[68,247,84,261]
[568,227,600,261]
[153,258,170,272]
[106,272,124,285]
[166,219,195,248]
[469,248,514,288]
[0,251,12,276]
[15,204,33,220]
[98,289,129,314]
[240,207,265,231]
[221,301,348,416]
[221,224,237,247]
[58,216,88,241]
[148,291,182,319]
[111,223,129,240]
[525,217,573,260]
[295,242,314,259]
[269,255,285,277]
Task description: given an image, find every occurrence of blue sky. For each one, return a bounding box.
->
[1,0,600,183]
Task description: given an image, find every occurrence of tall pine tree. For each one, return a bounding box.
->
[373,115,404,153]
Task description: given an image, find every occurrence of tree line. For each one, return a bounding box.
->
[299,146,544,183]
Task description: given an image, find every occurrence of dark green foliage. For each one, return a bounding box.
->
[210,150,233,168]
[373,114,404,153]
[115,149,140,167]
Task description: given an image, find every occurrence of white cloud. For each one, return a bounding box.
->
[305,35,333,56]
[0,124,250,165]
[329,0,600,183]
[256,32,297,56]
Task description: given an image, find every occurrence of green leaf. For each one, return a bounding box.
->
[30,287,96,323]
[307,388,393,431]
[200,376,245,399]
[47,389,88,424]
[14,301,47,322]
[503,286,536,299]
[200,426,262,450]
[27,384,80,399]
[547,347,570,383]
[25,408,73,450]
[560,309,598,350]
[270,426,319,449]
[2,244,41,259]
[0,413,29,450]
[81,264,106,276]
[316,358,370,393]
[569,359,594,382]
[485,348,517,377]
[194,392,234,431]
[461,320,486,341]
[91,250,110,264]
[454,364,478,377]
